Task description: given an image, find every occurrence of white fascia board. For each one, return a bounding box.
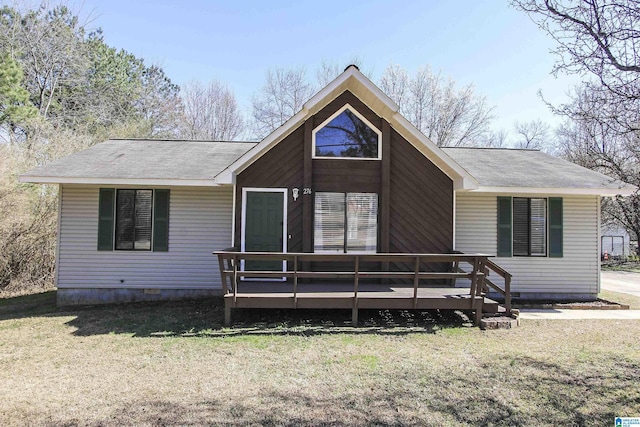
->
[216,67,401,185]
[467,186,637,196]
[304,67,399,115]
[19,175,221,187]
[215,108,308,185]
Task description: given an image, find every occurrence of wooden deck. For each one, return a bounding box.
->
[215,251,511,326]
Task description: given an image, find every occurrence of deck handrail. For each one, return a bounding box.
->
[484,259,512,313]
[214,251,491,318]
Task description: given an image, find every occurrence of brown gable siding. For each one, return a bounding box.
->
[312,91,382,129]
[235,125,304,252]
[235,89,454,259]
[389,129,453,254]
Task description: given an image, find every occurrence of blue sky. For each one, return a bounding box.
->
[76,0,583,137]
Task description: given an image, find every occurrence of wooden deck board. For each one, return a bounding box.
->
[225,281,498,311]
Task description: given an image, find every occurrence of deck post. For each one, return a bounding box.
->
[224,302,231,326]
[232,254,238,304]
[293,255,298,309]
[469,257,483,324]
[413,256,420,309]
[505,274,512,313]
[474,304,483,325]
[352,256,359,326]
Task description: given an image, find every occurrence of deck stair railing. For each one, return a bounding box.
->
[450,252,512,313]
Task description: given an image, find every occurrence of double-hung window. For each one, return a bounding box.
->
[314,192,378,253]
[97,188,170,252]
[513,198,547,256]
[497,196,563,258]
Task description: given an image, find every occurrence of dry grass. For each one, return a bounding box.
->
[1,292,639,426]
[600,289,640,309]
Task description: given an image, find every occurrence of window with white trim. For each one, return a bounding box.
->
[314,192,378,253]
[313,104,381,159]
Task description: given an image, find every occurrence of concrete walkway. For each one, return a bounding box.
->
[517,270,640,320]
[601,271,640,297]
[519,309,640,320]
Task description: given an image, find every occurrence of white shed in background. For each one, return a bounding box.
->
[601,224,631,259]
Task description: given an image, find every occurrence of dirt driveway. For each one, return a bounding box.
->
[601,271,640,297]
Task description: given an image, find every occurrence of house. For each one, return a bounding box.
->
[600,224,632,260]
[20,65,635,323]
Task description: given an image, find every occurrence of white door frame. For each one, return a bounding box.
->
[240,187,288,279]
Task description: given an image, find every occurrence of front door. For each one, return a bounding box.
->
[243,190,285,272]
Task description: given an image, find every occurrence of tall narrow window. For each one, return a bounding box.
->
[313,104,382,159]
[116,189,153,250]
[513,197,547,257]
[314,192,378,253]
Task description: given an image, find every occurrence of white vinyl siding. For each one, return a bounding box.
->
[57,185,232,290]
[455,192,599,295]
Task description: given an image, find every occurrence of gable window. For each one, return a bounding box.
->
[97,188,170,252]
[314,192,378,253]
[313,104,382,159]
[497,196,563,258]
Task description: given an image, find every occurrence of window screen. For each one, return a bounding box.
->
[116,189,153,250]
[346,193,377,252]
[314,192,378,253]
[314,192,345,253]
[513,197,547,257]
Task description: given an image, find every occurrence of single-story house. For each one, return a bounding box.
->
[21,65,635,321]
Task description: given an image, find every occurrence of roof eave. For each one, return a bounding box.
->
[465,185,637,196]
[19,175,222,187]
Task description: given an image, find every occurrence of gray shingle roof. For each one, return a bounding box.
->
[22,139,257,182]
[442,147,633,191]
[22,139,634,193]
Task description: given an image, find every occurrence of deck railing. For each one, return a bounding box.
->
[214,250,511,324]
[450,252,512,313]
[484,259,512,312]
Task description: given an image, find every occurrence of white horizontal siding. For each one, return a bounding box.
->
[58,185,232,290]
[455,192,599,295]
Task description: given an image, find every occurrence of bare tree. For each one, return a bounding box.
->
[180,80,244,141]
[479,128,510,148]
[379,64,408,108]
[512,0,640,241]
[251,67,314,138]
[511,0,640,135]
[381,64,494,146]
[514,119,550,149]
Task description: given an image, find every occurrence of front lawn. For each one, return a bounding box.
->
[0,292,639,426]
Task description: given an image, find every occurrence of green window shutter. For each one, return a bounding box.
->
[497,197,512,257]
[153,189,170,252]
[98,188,115,251]
[549,197,563,257]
